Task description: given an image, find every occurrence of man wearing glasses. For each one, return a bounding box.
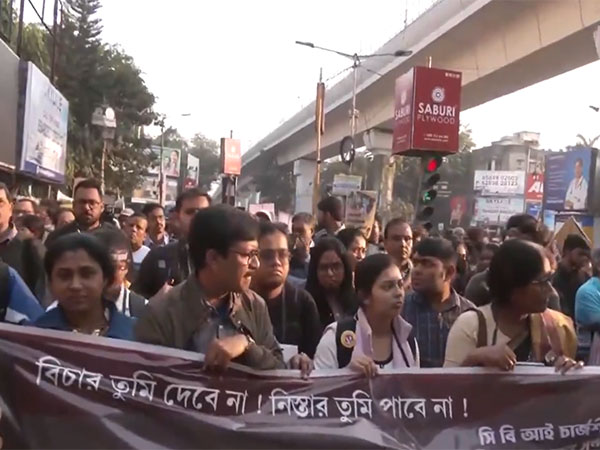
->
[135,205,286,371]
[251,222,321,359]
[46,178,116,246]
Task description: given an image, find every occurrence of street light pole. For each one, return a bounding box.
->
[92,106,116,194]
[159,121,165,206]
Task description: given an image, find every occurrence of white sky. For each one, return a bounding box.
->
[94,0,600,152]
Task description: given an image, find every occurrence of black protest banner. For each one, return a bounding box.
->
[0,324,599,449]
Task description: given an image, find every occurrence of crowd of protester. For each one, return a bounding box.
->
[0,178,595,378]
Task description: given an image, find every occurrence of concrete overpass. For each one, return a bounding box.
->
[238,0,600,212]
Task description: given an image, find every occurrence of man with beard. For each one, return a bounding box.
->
[402,237,473,367]
[135,205,285,371]
[251,222,321,358]
[383,218,414,287]
[45,179,116,246]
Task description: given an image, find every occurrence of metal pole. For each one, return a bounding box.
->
[350,57,358,138]
[100,139,106,194]
[159,123,165,205]
[413,158,425,223]
[312,69,324,214]
[15,0,25,56]
[50,0,58,84]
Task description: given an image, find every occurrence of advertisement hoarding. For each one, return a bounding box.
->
[525,173,544,202]
[332,174,362,196]
[184,154,199,188]
[473,170,526,196]
[392,66,462,156]
[544,148,594,212]
[148,146,181,178]
[19,62,69,182]
[221,138,241,175]
[473,197,525,225]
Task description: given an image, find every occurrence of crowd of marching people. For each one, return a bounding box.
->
[1,178,597,378]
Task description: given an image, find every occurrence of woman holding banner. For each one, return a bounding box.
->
[34,234,135,340]
[444,239,581,373]
[314,254,418,375]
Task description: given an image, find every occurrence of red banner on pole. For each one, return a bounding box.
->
[392,66,462,156]
[221,138,241,175]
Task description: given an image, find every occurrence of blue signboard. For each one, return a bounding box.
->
[544,148,593,212]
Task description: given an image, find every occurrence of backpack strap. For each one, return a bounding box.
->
[0,262,11,322]
[335,316,358,368]
[466,308,487,348]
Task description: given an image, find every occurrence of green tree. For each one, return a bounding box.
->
[187,133,220,191]
[253,158,295,212]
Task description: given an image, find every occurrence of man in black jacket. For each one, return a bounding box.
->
[251,222,321,358]
[132,188,211,299]
[45,178,116,246]
[0,183,45,302]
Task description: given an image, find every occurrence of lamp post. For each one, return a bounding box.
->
[92,106,117,194]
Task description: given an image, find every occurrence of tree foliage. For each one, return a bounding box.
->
[188,134,220,191]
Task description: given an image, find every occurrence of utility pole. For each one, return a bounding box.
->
[159,121,165,205]
[312,68,325,214]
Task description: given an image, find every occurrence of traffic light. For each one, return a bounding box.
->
[416,156,443,230]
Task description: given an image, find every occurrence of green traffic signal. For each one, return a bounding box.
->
[422,189,437,203]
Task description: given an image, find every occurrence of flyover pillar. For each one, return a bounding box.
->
[363,129,395,213]
[293,159,316,214]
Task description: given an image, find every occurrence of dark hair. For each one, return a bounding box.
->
[0,182,12,203]
[504,214,538,239]
[92,229,131,254]
[592,248,600,277]
[317,196,343,222]
[305,237,357,322]
[384,217,409,239]
[292,212,316,229]
[254,211,271,222]
[466,227,487,244]
[483,242,500,255]
[336,227,365,251]
[52,207,74,226]
[563,234,590,254]
[488,239,545,306]
[355,253,395,299]
[414,237,456,265]
[412,224,429,240]
[188,205,259,270]
[45,233,115,286]
[175,188,211,212]
[20,214,45,239]
[74,178,102,198]
[258,222,291,250]
[142,203,163,216]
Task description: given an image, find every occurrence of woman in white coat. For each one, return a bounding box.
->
[314,253,419,376]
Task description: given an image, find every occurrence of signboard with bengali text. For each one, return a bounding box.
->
[2,325,600,449]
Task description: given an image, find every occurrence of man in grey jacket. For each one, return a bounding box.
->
[135,205,285,371]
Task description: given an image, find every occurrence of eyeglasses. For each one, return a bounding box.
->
[230,249,260,264]
[530,273,553,288]
[259,248,290,262]
[75,199,101,208]
[318,262,344,274]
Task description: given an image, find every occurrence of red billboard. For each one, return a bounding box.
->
[221,138,241,175]
[392,66,462,156]
[526,173,544,202]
